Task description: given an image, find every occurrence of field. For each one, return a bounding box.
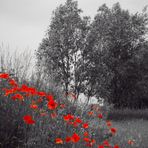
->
[108,109,148,148]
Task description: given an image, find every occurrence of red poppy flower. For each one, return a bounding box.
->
[0,73,9,79]
[55,138,63,144]
[73,121,78,127]
[106,121,112,127]
[128,139,134,145]
[110,128,117,135]
[86,139,96,147]
[47,100,58,110]
[71,133,80,143]
[83,137,91,142]
[28,87,37,95]
[98,145,104,148]
[65,136,71,143]
[63,114,74,122]
[75,117,82,124]
[98,113,103,119]
[91,139,96,144]
[103,140,110,147]
[30,104,38,109]
[12,93,24,101]
[4,88,17,96]
[114,145,120,148]
[88,111,94,116]
[20,85,37,95]
[37,91,46,96]
[46,95,54,101]
[84,131,89,137]
[23,115,35,124]
[20,84,29,92]
[83,123,89,129]
[9,79,18,87]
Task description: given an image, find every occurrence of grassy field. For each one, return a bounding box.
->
[108,109,148,148]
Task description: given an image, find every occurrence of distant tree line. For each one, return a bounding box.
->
[36,0,148,109]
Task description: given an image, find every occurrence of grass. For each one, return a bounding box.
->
[107,109,148,121]
[111,119,148,148]
[108,109,148,148]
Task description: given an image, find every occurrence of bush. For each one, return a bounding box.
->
[0,73,119,148]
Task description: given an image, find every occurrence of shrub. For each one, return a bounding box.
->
[0,73,120,148]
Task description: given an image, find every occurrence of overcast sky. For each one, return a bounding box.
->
[0,0,148,53]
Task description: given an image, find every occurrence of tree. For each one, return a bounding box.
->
[84,3,148,108]
[36,0,90,100]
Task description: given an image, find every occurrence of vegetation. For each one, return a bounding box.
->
[111,119,148,148]
[1,0,148,147]
[37,0,148,109]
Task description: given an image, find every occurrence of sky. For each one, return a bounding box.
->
[0,0,148,54]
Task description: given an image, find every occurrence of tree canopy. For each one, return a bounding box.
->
[36,1,148,108]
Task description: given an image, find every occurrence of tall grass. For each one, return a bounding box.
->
[110,119,148,148]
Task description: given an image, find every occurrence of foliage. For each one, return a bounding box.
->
[84,3,148,108]
[0,73,121,148]
[110,118,148,148]
[36,0,90,100]
[37,1,148,108]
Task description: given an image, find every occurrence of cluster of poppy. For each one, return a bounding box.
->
[0,73,134,147]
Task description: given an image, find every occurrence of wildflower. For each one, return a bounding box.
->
[37,91,46,96]
[30,104,38,109]
[110,128,117,135]
[83,137,91,142]
[98,145,104,148]
[86,139,96,147]
[106,120,112,127]
[84,131,89,137]
[20,84,29,93]
[63,114,74,122]
[28,87,37,95]
[114,144,120,148]
[91,139,96,144]
[65,136,71,143]
[128,139,134,145]
[98,113,103,119]
[23,115,35,124]
[12,93,24,101]
[4,88,17,96]
[88,111,94,116]
[71,133,80,143]
[103,140,110,147]
[0,73,9,79]
[75,117,82,124]
[47,99,58,110]
[83,123,89,129]
[73,121,78,127]
[46,95,54,101]
[9,79,18,87]
[55,138,63,144]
